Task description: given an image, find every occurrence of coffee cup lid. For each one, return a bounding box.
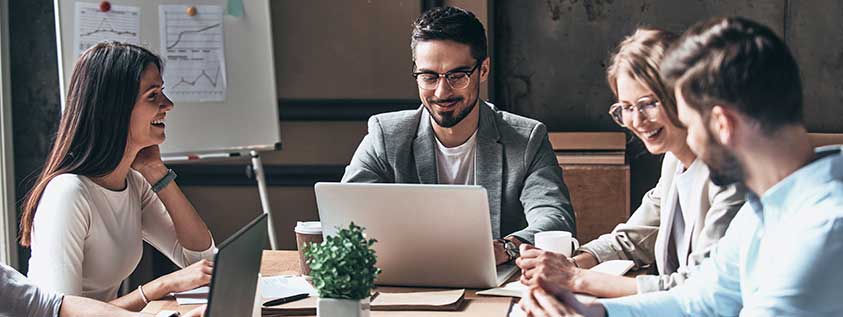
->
[295,221,322,234]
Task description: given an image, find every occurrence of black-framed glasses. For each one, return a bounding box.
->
[412,61,480,90]
[608,97,661,127]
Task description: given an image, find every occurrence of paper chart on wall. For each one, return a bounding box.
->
[159,5,226,102]
[74,2,141,57]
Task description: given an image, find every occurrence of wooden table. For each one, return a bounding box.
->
[141,250,515,316]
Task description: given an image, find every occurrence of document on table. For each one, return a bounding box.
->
[172,275,317,306]
[173,286,209,305]
[259,275,317,299]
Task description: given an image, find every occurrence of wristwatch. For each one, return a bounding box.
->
[151,169,177,193]
[498,238,520,262]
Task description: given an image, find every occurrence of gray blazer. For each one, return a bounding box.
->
[578,152,745,293]
[341,102,575,243]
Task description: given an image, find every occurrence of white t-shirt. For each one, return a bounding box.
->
[27,170,215,301]
[434,130,478,185]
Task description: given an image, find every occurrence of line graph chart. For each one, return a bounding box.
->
[159,5,226,102]
[171,66,222,90]
[166,23,221,50]
[74,2,140,56]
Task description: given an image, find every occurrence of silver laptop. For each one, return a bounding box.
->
[314,182,518,289]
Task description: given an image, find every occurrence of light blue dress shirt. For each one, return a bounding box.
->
[600,145,843,316]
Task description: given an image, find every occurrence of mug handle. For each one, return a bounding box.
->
[571,238,580,252]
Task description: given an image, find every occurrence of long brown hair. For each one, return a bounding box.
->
[606,27,681,127]
[20,42,162,246]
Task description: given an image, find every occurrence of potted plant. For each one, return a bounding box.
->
[304,222,380,317]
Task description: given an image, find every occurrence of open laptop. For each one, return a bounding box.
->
[204,213,268,317]
[314,182,518,289]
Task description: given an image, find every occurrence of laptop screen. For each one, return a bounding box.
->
[205,213,268,317]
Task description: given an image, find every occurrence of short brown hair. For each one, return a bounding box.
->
[660,17,803,134]
[411,6,487,63]
[606,27,681,127]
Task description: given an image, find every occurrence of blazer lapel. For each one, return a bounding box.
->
[655,162,679,275]
[413,107,438,184]
[679,159,706,264]
[475,103,503,239]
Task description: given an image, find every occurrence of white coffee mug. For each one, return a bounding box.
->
[534,231,579,257]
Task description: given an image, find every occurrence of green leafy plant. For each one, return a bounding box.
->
[304,222,381,300]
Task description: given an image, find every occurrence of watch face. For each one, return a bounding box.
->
[505,241,519,257]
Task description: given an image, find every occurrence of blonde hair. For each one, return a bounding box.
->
[606,27,681,127]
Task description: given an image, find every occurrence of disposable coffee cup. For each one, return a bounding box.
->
[535,231,579,257]
[294,221,323,276]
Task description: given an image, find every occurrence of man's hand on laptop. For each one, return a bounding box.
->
[493,237,524,265]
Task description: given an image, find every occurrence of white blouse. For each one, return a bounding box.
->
[27,169,215,301]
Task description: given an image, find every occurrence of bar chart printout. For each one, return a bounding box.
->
[74,2,140,56]
[159,5,227,102]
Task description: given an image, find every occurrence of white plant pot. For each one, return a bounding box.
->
[317,297,370,317]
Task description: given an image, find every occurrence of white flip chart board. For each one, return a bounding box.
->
[54,0,281,156]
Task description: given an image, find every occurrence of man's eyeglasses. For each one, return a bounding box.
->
[608,97,661,127]
[412,61,480,90]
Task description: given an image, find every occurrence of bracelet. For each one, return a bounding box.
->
[138,284,150,304]
[151,169,177,193]
[570,257,581,268]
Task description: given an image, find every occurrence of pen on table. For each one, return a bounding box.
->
[263,293,310,307]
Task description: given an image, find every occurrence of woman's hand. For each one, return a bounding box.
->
[181,305,207,317]
[159,259,214,294]
[517,244,585,292]
[519,281,606,317]
[132,145,168,183]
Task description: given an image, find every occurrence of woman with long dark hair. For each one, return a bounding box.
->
[21,42,215,311]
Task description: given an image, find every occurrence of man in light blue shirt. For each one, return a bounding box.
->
[517,16,843,316]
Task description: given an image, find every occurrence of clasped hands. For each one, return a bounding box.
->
[515,244,605,317]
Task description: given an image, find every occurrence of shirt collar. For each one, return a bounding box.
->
[750,146,842,219]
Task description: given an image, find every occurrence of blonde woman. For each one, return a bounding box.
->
[517,27,746,297]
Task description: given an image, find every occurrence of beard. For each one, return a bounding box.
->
[425,94,479,128]
[702,130,745,186]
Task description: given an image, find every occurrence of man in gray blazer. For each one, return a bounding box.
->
[342,6,575,265]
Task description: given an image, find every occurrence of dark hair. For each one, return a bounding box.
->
[20,42,162,246]
[606,27,681,127]
[411,6,487,62]
[660,17,803,134]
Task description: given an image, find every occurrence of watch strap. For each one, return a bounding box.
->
[151,169,177,193]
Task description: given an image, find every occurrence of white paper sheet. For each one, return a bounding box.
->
[159,5,226,102]
[172,286,209,305]
[260,275,317,299]
[74,2,140,56]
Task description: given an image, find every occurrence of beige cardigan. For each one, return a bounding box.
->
[578,152,746,293]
